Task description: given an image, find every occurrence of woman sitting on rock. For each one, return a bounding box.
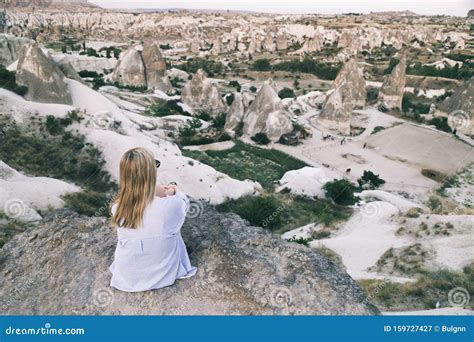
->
[109,147,197,292]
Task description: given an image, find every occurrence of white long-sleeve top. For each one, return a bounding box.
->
[109,191,197,292]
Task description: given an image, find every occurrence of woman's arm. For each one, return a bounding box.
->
[155,184,177,197]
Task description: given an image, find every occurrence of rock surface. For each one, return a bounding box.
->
[16,43,73,104]
[224,92,245,131]
[318,85,353,135]
[181,69,227,116]
[378,56,406,109]
[111,46,147,87]
[0,34,31,66]
[142,41,172,92]
[332,58,366,108]
[440,77,473,135]
[243,79,293,141]
[0,208,379,315]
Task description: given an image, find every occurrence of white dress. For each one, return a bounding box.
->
[109,192,197,292]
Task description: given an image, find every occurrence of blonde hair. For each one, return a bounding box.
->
[111,147,156,229]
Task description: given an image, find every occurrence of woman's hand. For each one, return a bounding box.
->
[163,184,177,196]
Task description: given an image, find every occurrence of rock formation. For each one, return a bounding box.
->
[332,58,366,108]
[440,77,473,135]
[378,56,406,109]
[0,208,380,315]
[181,69,227,116]
[111,44,172,92]
[318,85,353,135]
[276,31,288,50]
[224,92,245,131]
[111,46,147,87]
[243,79,293,141]
[16,43,72,105]
[142,41,172,92]
[0,34,31,65]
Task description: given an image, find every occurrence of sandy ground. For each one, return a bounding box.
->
[384,307,473,316]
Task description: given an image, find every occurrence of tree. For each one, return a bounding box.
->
[357,170,386,190]
[278,87,295,99]
[323,179,359,205]
[252,59,272,71]
[251,132,271,145]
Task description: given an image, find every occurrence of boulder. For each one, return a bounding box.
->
[332,58,366,108]
[111,46,147,87]
[243,79,293,141]
[318,85,353,135]
[16,43,72,105]
[0,34,31,66]
[142,41,172,92]
[0,208,380,315]
[378,56,406,109]
[181,69,227,116]
[440,77,474,135]
[224,92,245,131]
[57,58,85,84]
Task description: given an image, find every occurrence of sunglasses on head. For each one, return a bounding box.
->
[155,159,161,168]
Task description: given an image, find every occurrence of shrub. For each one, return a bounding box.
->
[175,58,224,76]
[357,170,386,189]
[252,58,272,71]
[195,111,212,121]
[251,132,271,145]
[249,86,257,93]
[429,117,452,133]
[211,113,227,130]
[0,64,28,96]
[287,236,310,246]
[323,179,359,205]
[226,93,235,106]
[278,87,295,99]
[78,70,102,78]
[217,196,282,230]
[366,87,379,103]
[148,100,190,117]
[273,57,341,80]
[228,80,241,92]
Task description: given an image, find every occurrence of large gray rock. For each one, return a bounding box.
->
[243,79,293,141]
[318,85,353,135]
[440,77,474,135]
[16,43,72,105]
[0,34,31,66]
[142,41,172,92]
[332,58,366,108]
[111,46,147,87]
[181,69,227,116]
[0,208,379,315]
[224,92,245,131]
[378,56,406,109]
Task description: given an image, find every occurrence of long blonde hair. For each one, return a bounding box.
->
[111,147,156,229]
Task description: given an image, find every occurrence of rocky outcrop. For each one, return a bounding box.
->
[111,46,147,87]
[243,79,293,141]
[318,85,353,135]
[224,92,245,131]
[378,56,406,109]
[0,34,31,66]
[111,44,172,92]
[0,208,380,315]
[142,41,172,92]
[440,77,473,135]
[181,69,227,116]
[276,31,288,50]
[332,58,366,108]
[16,43,72,104]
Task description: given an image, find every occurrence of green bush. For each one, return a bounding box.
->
[217,196,282,230]
[211,113,227,130]
[429,117,452,133]
[79,70,102,78]
[252,59,272,71]
[249,86,258,93]
[148,100,190,117]
[0,64,28,96]
[226,93,235,106]
[251,132,271,145]
[278,87,295,99]
[323,179,359,205]
[175,58,224,76]
[273,57,341,80]
[357,170,386,189]
[228,80,241,92]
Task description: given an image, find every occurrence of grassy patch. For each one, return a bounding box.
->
[358,266,474,311]
[216,193,351,234]
[0,64,28,96]
[183,141,307,189]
